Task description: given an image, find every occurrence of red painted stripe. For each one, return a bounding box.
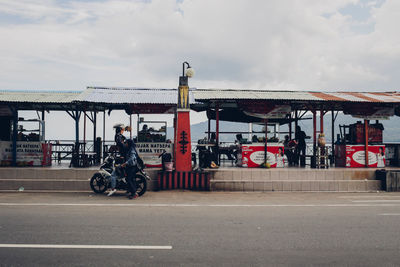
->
[165,172,172,189]
[344,92,382,102]
[169,172,173,189]
[157,173,162,190]
[369,92,400,102]
[309,92,348,101]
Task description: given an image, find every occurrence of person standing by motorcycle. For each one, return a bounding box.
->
[114,123,127,159]
[107,123,127,196]
[121,139,140,199]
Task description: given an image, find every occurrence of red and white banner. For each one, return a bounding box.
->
[343,145,385,168]
[240,144,285,168]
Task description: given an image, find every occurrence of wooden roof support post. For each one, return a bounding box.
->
[11,107,18,167]
[365,119,369,167]
[289,112,292,139]
[83,109,87,155]
[207,109,211,141]
[216,102,220,145]
[41,110,46,141]
[173,113,176,167]
[312,110,317,153]
[129,114,132,139]
[331,110,335,165]
[137,113,140,140]
[93,111,97,145]
[103,111,106,160]
[320,109,324,134]
[75,109,80,153]
[264,119,268,165]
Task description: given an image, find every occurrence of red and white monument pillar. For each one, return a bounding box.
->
[174,62,194,172]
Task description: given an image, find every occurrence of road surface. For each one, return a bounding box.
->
[1,191,400,266]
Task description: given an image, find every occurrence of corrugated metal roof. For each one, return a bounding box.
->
[194,89,321,101]
[193,89,400,103]
[78,87,196,104]
[0,90,80,103]
[2,88,399,111]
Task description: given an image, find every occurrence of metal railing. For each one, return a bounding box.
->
[48,140,115,163]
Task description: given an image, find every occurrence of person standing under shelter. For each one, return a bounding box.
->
[283,135,295,166]
[295,126,307,166]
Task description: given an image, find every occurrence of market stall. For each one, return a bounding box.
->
[237,143,285,168]
[135,120,173,168]
[0,117,52,167]
[335,144,385,168]
[236,122,285,168]
[335,121,385,168]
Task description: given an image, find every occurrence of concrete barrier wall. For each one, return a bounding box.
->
[0,167,386,192]
[0,167,161,192]
[209,168,377,181]
[208,168,381,192]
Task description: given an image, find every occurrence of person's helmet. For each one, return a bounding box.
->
[113,123,125,133]
[113,123,125,129]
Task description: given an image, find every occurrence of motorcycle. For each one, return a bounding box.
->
[90,155,150,196]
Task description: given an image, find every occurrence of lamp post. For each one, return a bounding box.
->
[174,61,194,172]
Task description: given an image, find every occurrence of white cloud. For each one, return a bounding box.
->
[0,0,399,92]
[2,0,400,139]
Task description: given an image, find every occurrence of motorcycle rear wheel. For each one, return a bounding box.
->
[135,174,147,196]
[90,173,108,194]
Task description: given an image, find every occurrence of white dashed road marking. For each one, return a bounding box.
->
[352,200,400,203]
[0,244,172,250]
[2,203,400,207]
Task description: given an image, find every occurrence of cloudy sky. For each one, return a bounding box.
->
[1,0,399,140]
[0,0,398,92]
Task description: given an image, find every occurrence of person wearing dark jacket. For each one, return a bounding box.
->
[121,139,140,199]
[107,124,127,196]
[114,124,127,159]
[295,126,307,166]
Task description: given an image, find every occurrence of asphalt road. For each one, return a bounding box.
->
[1,191,400,266]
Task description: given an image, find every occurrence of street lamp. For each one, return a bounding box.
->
[178,61,194,109]
[179,61,195,86]
[175,61,194,172]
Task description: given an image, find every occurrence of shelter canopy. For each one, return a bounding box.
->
[0,87,200,114]
[192,89,400,123]
[193,89,400,107]
[77,87,200,114]
[1,87,400,118]
[0,90,81,111]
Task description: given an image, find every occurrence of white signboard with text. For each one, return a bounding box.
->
[0,141,44,166]
[135,142,173,168]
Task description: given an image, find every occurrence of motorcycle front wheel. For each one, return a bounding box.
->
[90,173,108,194]
[135,174,147,196]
